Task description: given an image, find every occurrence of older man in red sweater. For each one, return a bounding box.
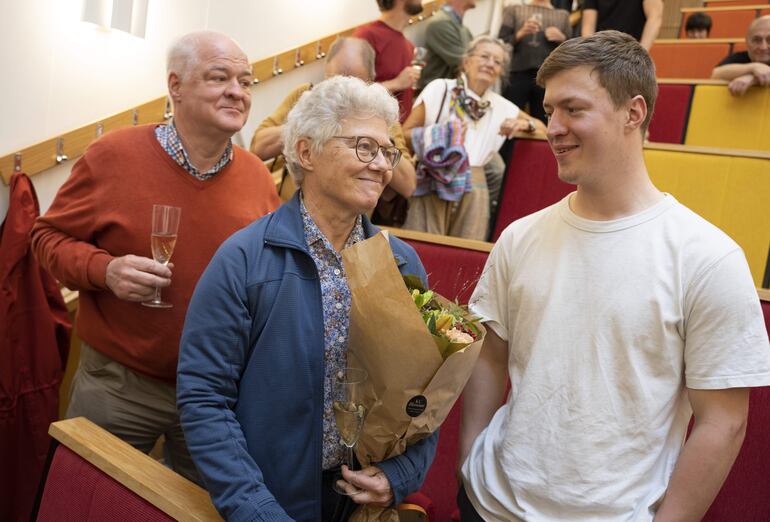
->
[31,31,280,482]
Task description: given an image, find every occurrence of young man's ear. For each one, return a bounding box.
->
[296,138,315,172]
[625,94,648,133]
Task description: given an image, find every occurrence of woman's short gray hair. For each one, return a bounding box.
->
[282,76,399,185]
[463,35,513,84]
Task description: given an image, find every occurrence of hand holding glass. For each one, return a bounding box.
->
[332,367,368,495]
[527,13,543,46]
[411,46,427,89]
[142,204,181,308]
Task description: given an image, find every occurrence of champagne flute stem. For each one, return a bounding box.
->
[347,445,355,472]
[153,286,161,304]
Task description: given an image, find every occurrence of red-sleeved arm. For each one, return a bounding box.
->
[31,152,114,291]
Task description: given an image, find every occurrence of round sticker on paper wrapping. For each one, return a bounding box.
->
[406,395,427,417]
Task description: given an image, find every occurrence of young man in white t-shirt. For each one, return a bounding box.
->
[459,30,770,521]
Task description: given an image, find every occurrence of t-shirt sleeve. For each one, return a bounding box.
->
[684,248,770,389]
[717,52,751,66]
[469,232,512,341]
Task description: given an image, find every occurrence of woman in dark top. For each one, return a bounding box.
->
[498,0,571,122]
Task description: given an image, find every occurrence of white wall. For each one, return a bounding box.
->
[0,0,495,221]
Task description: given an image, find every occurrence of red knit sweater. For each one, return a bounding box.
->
[32,125,281,381]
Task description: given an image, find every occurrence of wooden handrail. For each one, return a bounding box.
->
[49,417,222,521]
[681,4,770,13]
[384,227,494,252]
[644,141,770,159]
[653,37,744,44]
[0,1,443,185]
[657,78,729,85]
[759,288,770,301]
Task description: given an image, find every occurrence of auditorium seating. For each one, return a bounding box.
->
[685,84,770,151]
[679,6,769,39]
[650,39,740,79]
[649,81,696,144]
[36,417,220,521]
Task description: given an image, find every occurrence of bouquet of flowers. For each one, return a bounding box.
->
[341,232,485,522]
[407,275,481,360]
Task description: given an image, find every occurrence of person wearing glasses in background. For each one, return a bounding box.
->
[402,36,545,241]
[177,76,437,522]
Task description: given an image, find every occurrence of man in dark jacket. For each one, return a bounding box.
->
[712,15,770,96]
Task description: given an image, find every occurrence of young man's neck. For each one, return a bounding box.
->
[570,150,664,221]
[380,8,411,32]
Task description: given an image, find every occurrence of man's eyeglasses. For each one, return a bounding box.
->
[332,136,402,168]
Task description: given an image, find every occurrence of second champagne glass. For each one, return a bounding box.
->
[142,204,181,309]
[331,367,368,495]
[411,46,427,89]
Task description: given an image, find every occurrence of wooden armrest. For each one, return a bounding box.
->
[49,417,221,522]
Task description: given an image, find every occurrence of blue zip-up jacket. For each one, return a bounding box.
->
[177,193,438,521]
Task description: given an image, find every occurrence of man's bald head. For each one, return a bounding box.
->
[167,31,248,81]
[747,15,770,64]
[324,37,376,81]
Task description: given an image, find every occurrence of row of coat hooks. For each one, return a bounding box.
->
[1,0,443,184]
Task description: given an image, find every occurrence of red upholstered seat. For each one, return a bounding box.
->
[36,445,175,521]
[649,84,693,144]
[492,138,571,241]
[403,239,490,305]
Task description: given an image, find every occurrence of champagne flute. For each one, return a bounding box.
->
[527,13,543,47]
[142,204,181,309]
[331,367,368,495]
[411,46,427,89]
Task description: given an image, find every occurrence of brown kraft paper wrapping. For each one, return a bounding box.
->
[341,232,485,522]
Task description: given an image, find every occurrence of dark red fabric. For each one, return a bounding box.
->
[404,239,489,305]
[649,84,693,144]
[1,173,71,522]
[36,445,175,521]
[702,386,770,521]
[761,298,770,334]
[353,21,415,123]
[492,138,571,241]
[403,238,489,521]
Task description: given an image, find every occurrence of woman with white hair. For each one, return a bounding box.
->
[177,76,437,522]
[403,35,546,240]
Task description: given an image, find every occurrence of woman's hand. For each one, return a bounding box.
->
[339,465,394,506]
[499,117,533,138]
[544,26,567,43]
[516,19,541,42]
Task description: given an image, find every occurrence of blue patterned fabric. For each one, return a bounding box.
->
[155,120,233,180]
[412,119,472,202]
[300,196,365,470]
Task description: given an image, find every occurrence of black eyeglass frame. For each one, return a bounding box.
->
[332,135,402,168]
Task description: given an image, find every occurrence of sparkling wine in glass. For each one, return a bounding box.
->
[332,367,368,495]
[142,204,181,309]
[411,46,427,89]
[527,13,543,47]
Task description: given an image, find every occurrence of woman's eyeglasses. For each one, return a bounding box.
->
[333,136,402,168]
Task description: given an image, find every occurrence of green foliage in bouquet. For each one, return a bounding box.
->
[404,275,481,360]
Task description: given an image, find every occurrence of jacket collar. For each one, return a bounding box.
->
[264,191,406,266]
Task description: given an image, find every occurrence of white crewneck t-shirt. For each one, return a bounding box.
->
[464,194,770,521]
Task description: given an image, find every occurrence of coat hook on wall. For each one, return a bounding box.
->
[133,108,139,126]
[315,41,326,60]
[252,76,259,85]
[164,97,173,119]
[408,17,415,25]
[417,14,425,21]
[294,49,304,68]
[56,138,68,164]
[96,123,104,138]
[14,153,22,172]
[272,56,283,76]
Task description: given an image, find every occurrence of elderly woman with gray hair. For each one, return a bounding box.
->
[403,35,546,240]
[177,75,437,522]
